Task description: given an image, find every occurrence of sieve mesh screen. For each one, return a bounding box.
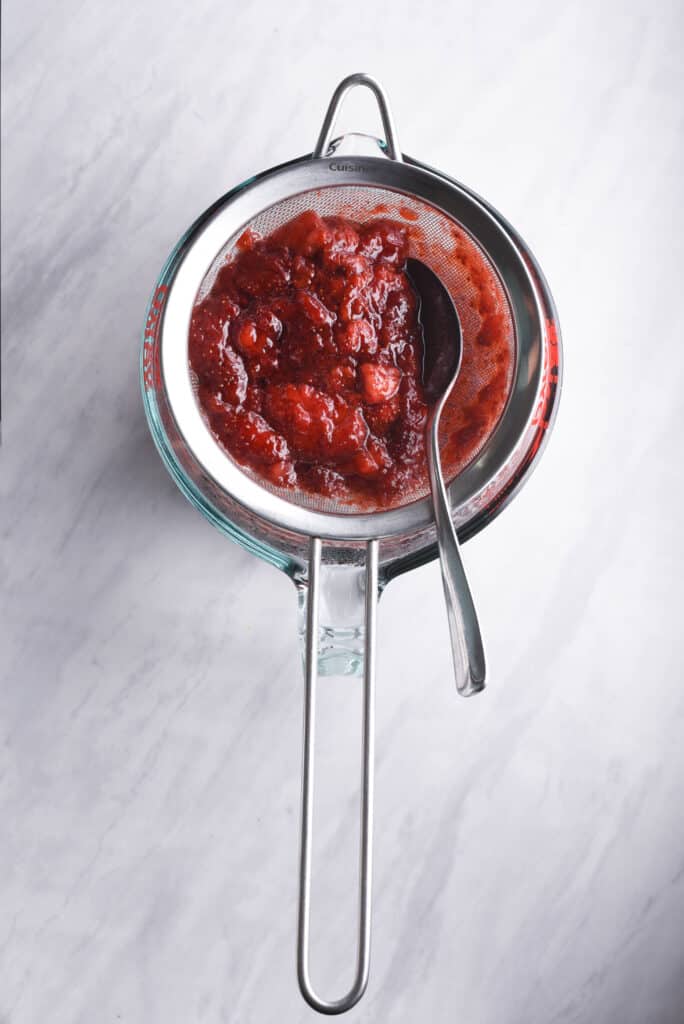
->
[193,184,515,515]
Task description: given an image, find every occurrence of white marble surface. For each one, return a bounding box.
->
[2,1,684,1021]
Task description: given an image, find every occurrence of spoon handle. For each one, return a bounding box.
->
[428,410,486,696]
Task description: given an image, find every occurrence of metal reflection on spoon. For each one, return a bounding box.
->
[405,257,487,695]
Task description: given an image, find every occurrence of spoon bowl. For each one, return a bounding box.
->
[406,257,463,403]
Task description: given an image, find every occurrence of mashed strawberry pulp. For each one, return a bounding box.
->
[189,210,511,509]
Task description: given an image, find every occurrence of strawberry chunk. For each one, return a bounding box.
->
[273,210,332,256]
[367,264,406,314]
[350,437,391,478]
[291,254,316,288]
[264,459,297,487]
[231,306,282,377]
[328,364,357,393]
[264,383,367,459]
[323,217,360,257]
[233,247,291,298]
[359,219,409,265]
[204,399,289,465]
[364,395,401,434]
[358,363,401,404]
[336,319,377,356]
[214,345,248,405]
[296,289,336,326]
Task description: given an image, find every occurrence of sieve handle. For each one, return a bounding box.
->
[314,72,402,162]
[428,410,487,697]
[297,536,378,1015]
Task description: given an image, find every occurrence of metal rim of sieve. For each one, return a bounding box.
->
[159,125,543,547]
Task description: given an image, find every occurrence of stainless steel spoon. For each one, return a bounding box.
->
[405,258,486,696]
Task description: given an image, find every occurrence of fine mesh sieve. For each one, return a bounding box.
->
[142,72,562,1015]
[195,183,516,514]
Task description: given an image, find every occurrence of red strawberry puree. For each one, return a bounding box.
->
[189,210,512,509]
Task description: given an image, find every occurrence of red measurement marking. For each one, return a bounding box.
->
[143,285,168,392]
[531,319,560,430]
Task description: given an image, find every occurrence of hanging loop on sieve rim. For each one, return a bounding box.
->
[314,72,402,162]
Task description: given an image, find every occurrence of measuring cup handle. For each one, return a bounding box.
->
[314,72,402,161]
[297,536,378,1015]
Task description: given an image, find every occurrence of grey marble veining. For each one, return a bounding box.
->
[2,1,684,1022]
